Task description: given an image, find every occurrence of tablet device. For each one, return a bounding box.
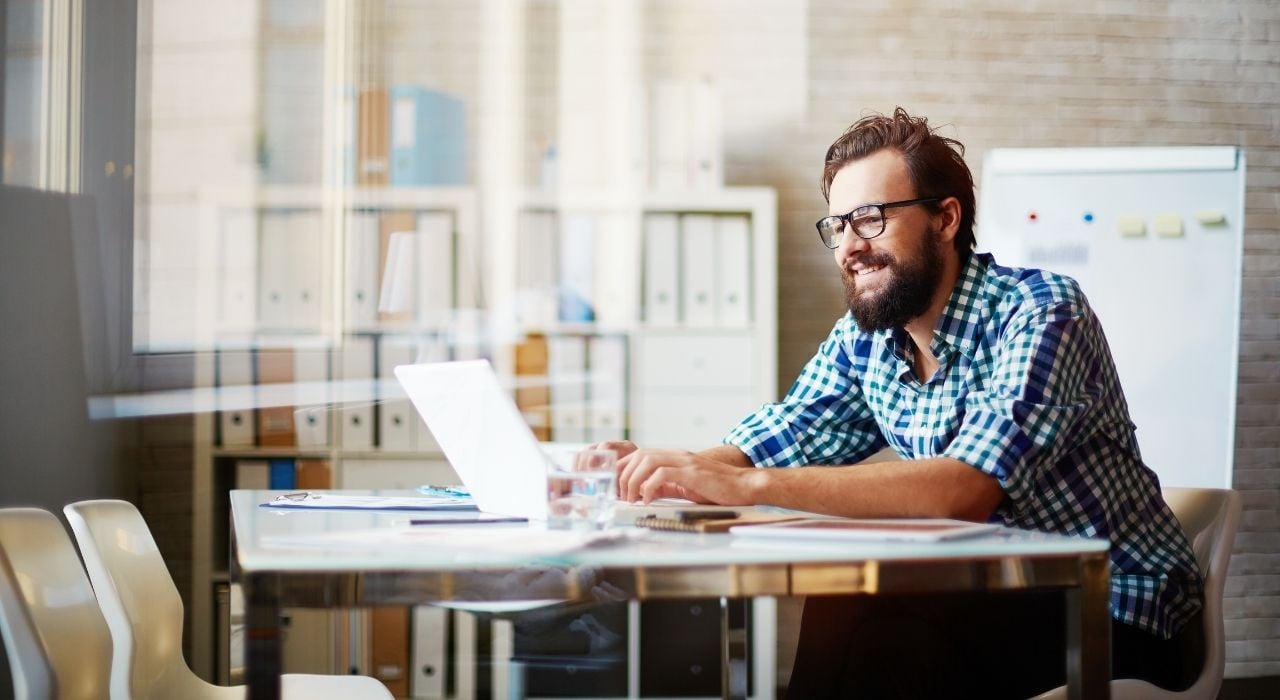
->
[729,518,1001,543]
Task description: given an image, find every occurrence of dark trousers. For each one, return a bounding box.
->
[785,590,1200,699]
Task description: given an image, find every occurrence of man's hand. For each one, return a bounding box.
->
[617,449,764,505]
[584,440,640,462]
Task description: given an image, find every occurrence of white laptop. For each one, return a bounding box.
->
[395,359,732,522]
[395,360,551,520]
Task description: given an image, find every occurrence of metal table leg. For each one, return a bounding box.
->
[1066,553,1111,700]
[244,572,283,700]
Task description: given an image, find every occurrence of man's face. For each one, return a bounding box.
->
[828,150,945,332]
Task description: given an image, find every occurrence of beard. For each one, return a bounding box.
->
[842,227,945,332]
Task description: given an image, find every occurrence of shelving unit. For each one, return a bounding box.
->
[189,184,779,698]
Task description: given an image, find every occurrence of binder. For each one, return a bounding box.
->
[256,349,296,447]
[588,335,627,442]
[378,211,418,322]
[411,337,449,452]
[282,609,336,674]
[650,81,690,189]
[558,214,596,322]
[689,79,724,189]
[217,350,255,447]
[370,607,411,697]
[517,211,558,329]
[234,460,270,489]
[548,335,588,443]
[680,214,718,326]
[345,211,380,329]
[295,459,332,489]
[290,211,324,331]
[515,334,551,441]
[593,213,639,326]
[378,338,417,451]
[415,211,455,329]
[339,336,376,450]
[643,214,679,325]
[357,88,390,186]
[389,85,467,186]
[293,349,329,447]
[268,459,296,489]
[217,209,257,333]
[257,211,293,329]
[715,215,752,326]
[410,606,449,698]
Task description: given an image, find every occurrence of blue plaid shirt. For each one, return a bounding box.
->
[727,252,1203,639]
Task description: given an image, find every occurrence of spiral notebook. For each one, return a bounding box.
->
[634,510,806,533]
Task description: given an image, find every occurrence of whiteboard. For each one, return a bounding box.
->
[977,147,1244,488]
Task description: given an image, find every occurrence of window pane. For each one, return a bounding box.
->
[3,0,45,187]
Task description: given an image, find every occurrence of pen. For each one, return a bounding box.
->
[409,517,527,526]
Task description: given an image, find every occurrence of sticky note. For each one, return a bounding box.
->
[1154,214,1184,238]
[1116,216,1146,237]
[1195,210,1226,226]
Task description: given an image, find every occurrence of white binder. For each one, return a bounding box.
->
[293,349,330,447]
[715,215,752,326]
[643,214,679,325]
[257,211,292,329]
[680,214,717,327]
[290,211,324,331]
[344,211,380,329]
[217,350,255,447]
[689,79,723,189]
[593,213,640,327]
[410,606,449,698]
[548,334,588,443]
[415,212,454,329]
[650,81,690,189]
[217,209,258,333]
[339,336,375,451]
[411,337,449,452]
[558,214,596,323]
[517,210,559,328]
[588,335,628,442]
[378,338,417,451]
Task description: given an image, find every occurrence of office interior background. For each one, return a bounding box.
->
[2,0,1278,697]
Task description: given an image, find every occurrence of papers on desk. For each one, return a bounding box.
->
[729,518,1001,543]
[260,493,477,511]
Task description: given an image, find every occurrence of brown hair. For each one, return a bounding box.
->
[821,107,976,253]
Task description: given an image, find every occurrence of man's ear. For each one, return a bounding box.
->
[935,196,962,244]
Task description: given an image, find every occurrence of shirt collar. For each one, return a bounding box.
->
[932,252,990,358]
[876,252,989,361]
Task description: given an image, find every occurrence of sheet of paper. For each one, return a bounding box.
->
[260,494,476,511]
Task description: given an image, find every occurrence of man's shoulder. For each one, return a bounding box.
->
[976,252,1090,313]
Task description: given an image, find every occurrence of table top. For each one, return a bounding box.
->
[232,490,1109,574]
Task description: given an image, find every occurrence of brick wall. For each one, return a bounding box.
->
[722,0,1279,678]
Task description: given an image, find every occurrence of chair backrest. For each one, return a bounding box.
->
[64,499,190,700]
[1162,487,1241,698]
[0,508,114,700]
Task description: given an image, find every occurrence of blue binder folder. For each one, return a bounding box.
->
[389,85,466,186]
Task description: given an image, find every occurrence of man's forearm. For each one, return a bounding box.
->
[748,456,1004,521]
[697,444,755,468]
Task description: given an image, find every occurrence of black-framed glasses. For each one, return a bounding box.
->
[815,197,944,249]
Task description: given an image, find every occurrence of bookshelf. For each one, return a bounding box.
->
[189,184,779,698]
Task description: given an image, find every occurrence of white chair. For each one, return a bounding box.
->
[63,499,392,700]
[0,507,114,699]
[1033,487,1242,700]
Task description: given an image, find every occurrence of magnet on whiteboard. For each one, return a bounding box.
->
[1116,216,1146,237]
[1154,214,1184,238]
[1195,209,1226,226]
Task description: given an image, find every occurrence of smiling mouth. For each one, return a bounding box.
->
[856,265,884,276]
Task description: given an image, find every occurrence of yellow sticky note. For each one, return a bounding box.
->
[1195,210,1226,226]
[1154,214,1183,238]
[1116,216,1146,237]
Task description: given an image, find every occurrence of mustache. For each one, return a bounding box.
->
[842,254,895,278]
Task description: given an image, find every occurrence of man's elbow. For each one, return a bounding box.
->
[944,470,1005,522]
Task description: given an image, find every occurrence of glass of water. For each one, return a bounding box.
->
[545,448,618,530]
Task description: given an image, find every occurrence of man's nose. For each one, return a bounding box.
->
[836,230,871,264]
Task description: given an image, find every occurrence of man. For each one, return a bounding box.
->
[597,108,1204,697]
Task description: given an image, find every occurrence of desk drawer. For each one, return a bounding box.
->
[636,332,754,389]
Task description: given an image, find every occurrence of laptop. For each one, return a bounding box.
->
[395,360,551,520]
[395,359,733,522]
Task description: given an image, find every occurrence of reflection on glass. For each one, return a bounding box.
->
[3,0,45,187]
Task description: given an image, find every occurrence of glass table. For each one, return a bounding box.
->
[231,490,1111,699]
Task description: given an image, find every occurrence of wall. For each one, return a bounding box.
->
[732,0,1279,678]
